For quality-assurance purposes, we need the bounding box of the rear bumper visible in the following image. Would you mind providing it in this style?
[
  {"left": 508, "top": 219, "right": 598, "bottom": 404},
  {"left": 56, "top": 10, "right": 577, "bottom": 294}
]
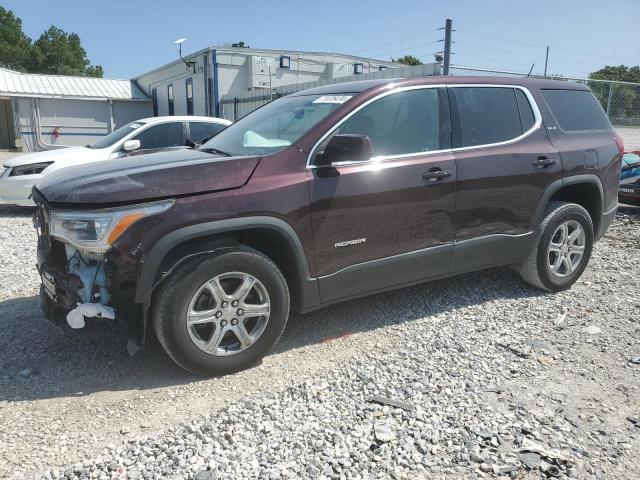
[{"left": 618, "top": 184, "right": 640, "bottom": 206}]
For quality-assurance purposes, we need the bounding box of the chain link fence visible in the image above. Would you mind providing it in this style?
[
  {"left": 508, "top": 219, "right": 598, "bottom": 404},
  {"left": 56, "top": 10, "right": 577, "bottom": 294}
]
[
  {"left": 220, "top": 63, "right": 441, "bottom": 122},
  {"left": 450, "top": 66, "right": 640, "bottom": 150},
  {"left": 219, "top": 64, "right": 640, "bottom": 151}
]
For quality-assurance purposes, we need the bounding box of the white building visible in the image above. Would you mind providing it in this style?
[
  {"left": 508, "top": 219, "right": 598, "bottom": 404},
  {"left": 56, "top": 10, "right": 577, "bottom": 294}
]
[
  {"left": 0, "top": 67, "right": 151, "bottom": 151},
  {"left": 0, "top": 48, "right": 415, "bottom": 152},
  {"left": 133, "top": 47, "right": 402, "bottom": 119}
]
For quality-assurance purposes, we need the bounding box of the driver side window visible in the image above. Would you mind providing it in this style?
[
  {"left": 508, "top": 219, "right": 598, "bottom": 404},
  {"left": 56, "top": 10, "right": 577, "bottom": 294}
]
[
  {"left": 132, "top": 122, "right": 185, "bottom": 150},
  {"left": 328, "top": 88, "right": 441, "bottom": 158}
]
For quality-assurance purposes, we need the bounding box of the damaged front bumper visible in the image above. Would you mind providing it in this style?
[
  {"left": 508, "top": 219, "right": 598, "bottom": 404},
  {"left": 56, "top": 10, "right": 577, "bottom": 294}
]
[
  {"left": 38, "top": 260, "right": 116, "bottom": 329},
  {"left": 37, "top": 237, "right": 118, "bottom": 334},
  {"left": 34, "top": 205, "right": 140, "bottom": 338},
  {"left": 32, "top": 192, "right": 172, "bottom": 341}
]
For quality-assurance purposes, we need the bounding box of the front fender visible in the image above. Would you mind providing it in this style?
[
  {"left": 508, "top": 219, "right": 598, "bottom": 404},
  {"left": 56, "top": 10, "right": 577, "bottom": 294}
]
[{"left": 134, "top": 216, "right": 319, "bottom": 309}]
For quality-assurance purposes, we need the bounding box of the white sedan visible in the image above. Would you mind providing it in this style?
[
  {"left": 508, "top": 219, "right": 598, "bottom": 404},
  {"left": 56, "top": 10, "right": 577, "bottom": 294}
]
[{"left": 0, "top": 115, "right": 231, "bottom": 206}]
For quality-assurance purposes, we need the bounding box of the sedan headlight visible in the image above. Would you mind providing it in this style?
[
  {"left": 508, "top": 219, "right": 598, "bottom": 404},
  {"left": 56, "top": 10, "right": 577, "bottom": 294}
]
[
  {"left": 10, "top": 162, "right": 53, "bottom": 176},
  {"left": 50, "top": 199, "right": 174, "bottom": 255}
]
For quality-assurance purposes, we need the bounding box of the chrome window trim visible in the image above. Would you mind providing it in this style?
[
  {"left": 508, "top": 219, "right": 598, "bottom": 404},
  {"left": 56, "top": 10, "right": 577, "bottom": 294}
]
[{"left": 306, "top": 83, "right": 543, "bottom": 169}]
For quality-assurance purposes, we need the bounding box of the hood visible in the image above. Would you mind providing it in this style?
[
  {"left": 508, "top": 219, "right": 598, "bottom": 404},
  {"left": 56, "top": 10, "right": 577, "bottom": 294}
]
[
  {"left": 35, "top": 148, "right": 260, "bottom": 206},
  {"left": 3, "top": 146, "right": 96, "bottom": 168}
]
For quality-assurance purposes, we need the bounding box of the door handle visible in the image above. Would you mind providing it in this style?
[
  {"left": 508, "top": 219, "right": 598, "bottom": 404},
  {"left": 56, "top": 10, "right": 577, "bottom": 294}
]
[
  {"left": 423, "top": 169, "right": 452, "bottom": 182},
  {"left": 532, "top": 156, "right": 556, "bottom": 168}
]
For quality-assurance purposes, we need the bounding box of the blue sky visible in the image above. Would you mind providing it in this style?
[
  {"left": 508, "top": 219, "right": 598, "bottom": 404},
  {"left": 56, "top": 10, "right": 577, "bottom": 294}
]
[{"left": 3, "top": 0, "right": 638, "bottom": 79}]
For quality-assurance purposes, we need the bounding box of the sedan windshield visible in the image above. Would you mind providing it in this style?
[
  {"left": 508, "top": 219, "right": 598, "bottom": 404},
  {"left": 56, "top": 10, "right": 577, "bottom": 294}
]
[
  {"left": 200, "top": 94, "right": 352, "bottom": 156},
  {"left": 88, "top": 121, "right": 146, "bottom": 149}
]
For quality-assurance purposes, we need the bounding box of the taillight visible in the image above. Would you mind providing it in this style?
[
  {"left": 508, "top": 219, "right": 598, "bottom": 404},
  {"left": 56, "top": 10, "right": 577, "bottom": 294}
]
[{"left": 614, "top": 135, "right": 624, "bottom": 155}]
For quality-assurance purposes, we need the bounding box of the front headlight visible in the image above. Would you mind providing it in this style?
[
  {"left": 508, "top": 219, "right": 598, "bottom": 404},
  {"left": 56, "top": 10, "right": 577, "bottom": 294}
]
[
  {"left": 50, "top": 199, "right": 174, "bottom": 255},
  {"left": 10, "top": 162, "right": 54, "bottom": 176}
]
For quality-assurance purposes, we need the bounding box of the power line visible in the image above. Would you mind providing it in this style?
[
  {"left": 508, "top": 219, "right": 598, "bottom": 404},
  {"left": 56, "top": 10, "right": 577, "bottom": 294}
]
[
  {"left": 352, "top": 28, "right": 440, "bottom": 55},
  {"left": 548, "top": 46, "right": 633, "bottom": 62},
  {"left": 368, "top": 40, "right": 442, "bottom": 60},
  {"left": 454, "top": 41, "right": 536, "bottom": 58},
  {"left": 450, "top": 60, "right": 598, "bottom": 78},
  {"left": 453, "top": 52, "right": 535, "bottom": 69},
  {"left": 456, "top": 30, "right": 546, "bottom": 50},
  {"left": 456, "top": 29, "right": 635, "bottom": 63},
  {"left": 454, "top": 41, "right": 601, "bottom": 67}
]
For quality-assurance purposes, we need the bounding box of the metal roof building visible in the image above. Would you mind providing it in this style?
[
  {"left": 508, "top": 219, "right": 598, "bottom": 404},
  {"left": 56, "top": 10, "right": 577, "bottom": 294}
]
[
  {"left": 0, "top": 68, "right": 150, "bottom": 151},
  {"left": 133, "top": 47, "right": 403, "bottom": 119},
  {"left": 0, "top": 67, "right": 148, "bottom": 100}
]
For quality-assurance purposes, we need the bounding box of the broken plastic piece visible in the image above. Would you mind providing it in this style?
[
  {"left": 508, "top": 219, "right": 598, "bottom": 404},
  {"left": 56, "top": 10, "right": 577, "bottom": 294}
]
[
  {"left": 66, "top": 303, "right": 116, "bottom": 329},
  {"left": 518, "top": 438, "right": 569, "bottom": 462}
]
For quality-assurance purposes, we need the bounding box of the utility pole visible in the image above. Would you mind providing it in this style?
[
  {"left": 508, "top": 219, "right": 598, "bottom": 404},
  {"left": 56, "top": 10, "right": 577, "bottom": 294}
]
[
  {"left": 527, "top": 63, "right": 535, "bottom": 77},
  {"left": 443, "top": 18, "right": 452, "bottom": 75},
  {"left": 544, "top": 46, "right": 549, "bottom": 77}
]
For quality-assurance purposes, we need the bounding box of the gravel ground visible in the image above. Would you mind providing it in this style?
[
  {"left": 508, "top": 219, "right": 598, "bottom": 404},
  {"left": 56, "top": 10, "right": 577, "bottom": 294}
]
[{"left": 0, "top": 204, "right": 639, "bottom": 480}]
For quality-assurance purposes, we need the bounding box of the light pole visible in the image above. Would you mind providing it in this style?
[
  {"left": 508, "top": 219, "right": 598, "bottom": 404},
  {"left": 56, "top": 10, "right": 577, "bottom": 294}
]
[{"left": 174, "top": 38, "right": 196, "bottom": 73}]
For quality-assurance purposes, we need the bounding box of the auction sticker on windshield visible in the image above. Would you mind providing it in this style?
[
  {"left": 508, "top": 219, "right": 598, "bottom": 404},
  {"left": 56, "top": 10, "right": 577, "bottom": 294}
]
[{"left": 312, "top": 95, "right": 353, "bottom": 104}]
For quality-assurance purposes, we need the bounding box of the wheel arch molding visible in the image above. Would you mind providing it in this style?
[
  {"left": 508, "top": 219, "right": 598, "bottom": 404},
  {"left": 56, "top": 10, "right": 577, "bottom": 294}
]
[
  {"left": 533, "top": 174, "right": 604, "bottom": 236},
  {"left": 134, "top": 216, "right": 318, "bottom": 312}
]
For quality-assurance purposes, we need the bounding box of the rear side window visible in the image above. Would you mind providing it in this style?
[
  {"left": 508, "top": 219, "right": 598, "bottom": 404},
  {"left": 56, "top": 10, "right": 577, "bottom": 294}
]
[
  {"left": 515, "top": 89, "right": 536, "bottom": 132},
  {"left": 453, "top": 87, "right": 522, "bottom": 147},
  {"left": 541, "top": 89, "right": 611, "bottom": 131}
]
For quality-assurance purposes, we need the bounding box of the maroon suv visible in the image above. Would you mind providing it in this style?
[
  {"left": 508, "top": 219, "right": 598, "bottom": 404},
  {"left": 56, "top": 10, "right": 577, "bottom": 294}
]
[{"left": 32, "top": 76, "right": 621, "bottom": 375}]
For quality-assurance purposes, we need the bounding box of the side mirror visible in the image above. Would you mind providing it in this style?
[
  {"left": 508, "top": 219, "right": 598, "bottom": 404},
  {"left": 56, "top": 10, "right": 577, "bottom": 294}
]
[
  {"left": 315, "top": 134, "right": 373, "bottom": 166},
  {"left": 122, "top": 139, "right": 141, "bottom": 152}
]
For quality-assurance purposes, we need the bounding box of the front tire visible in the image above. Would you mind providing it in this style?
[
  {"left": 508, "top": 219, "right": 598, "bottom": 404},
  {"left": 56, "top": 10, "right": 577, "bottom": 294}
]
[
  {"left": 519, "top": 201, "right": 594, "bottom": 292},
  {"left": 153, "top": 247, "right": 290, "bottom": 376}
]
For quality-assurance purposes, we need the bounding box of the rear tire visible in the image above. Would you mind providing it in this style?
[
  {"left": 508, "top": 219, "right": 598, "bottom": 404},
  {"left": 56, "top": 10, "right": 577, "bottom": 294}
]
[
  {"left": 153, "top": 247, "right": 290, "bottom": 376},
  {"left": 519, "top": 201, "right": 593, "bottom": 292}
]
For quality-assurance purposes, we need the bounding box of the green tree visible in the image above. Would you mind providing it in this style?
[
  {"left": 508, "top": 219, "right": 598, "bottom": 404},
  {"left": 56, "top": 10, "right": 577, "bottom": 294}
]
[
  {"left": 231, "top": 41, "right": 249, "bottom": 48},
  {"left": 0, "top": 6, "right": 33, "bottom": 71},
  {"left": 0, "top": 8, "right": 102, "bottom": 77},
  {"left": 30, "top": 26, "right": 103, "bottom": 77},
  {"left": 392, "top": 55, "right": 422, "bottom": 66},
  {"left": 588, "top": 65, "right": 640, "bottom": 123},
  {"left": 85, "top": 65, "right": 103, "bottom": 77},
  {"left": 589, "top": 65, "right": 640, "bottom": 83}
]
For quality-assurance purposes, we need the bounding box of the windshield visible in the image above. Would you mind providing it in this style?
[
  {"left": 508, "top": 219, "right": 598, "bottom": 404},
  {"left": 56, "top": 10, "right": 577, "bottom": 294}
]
[
  {"left": 200, "top": 94, "right": 352, "bottom": 156},
  {"left": 88, "top": 121, "right": 146, "bottom": 149}
]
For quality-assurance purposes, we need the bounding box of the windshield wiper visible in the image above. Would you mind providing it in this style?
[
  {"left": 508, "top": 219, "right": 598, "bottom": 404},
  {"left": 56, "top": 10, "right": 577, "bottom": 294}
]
[{"left": 198, "top": 147, "right": 231, "bottom": 157}]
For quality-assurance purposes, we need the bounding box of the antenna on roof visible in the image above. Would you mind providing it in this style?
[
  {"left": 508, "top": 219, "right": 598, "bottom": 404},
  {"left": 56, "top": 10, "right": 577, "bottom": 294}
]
[{"left": 173, "top": 38, "right": 196, "bottom": 73}]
